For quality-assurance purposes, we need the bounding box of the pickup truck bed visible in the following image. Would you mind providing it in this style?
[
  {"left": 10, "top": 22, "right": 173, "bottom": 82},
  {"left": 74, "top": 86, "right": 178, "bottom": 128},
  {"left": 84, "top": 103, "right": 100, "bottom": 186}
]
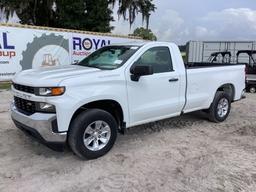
[
  {"left": 186, "top": 62, "right": 244, "bottom": 68},
  {"left": 183, "top": 63, "right": 245, "bottom": 113}
]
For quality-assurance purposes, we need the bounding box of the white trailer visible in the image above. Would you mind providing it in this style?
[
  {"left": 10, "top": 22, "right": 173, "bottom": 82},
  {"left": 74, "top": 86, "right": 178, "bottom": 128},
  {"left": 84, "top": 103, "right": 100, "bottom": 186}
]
[
  {"left": 186, "top": 41, "right": 256, "bottom": 63},
  {"left": 0, "top": 24, "right": 143, "bottom": 81}
]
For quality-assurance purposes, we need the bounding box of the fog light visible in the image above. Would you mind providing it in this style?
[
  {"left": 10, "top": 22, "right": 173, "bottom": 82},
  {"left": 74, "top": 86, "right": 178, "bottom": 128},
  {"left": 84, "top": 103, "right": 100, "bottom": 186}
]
[
  {"left": 36, "top": 102, "right": 56, "bottom": 113},
  {"left": 40, "top": 103, "right": 54, "bottom": 109}
]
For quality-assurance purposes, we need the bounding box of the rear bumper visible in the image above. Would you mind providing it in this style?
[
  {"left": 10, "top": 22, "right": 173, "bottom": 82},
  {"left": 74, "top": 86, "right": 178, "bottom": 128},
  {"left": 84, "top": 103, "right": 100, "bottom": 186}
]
[{"left": 11, "top": 103, "right": 67, "bottom": 151}]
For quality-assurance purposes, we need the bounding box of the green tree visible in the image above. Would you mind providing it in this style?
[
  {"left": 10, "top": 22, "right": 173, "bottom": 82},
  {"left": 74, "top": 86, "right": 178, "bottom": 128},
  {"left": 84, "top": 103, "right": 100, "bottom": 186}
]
[
  {"left": 0, "top": 0, "right": 113, "bottom": 32},
  {"left": 54, "top": 0, "right": 114, "bottom": 32},
  {"left": 109, "top": 0, "right": 156, "bottom": 29},
  {"left": 0, "top": 0, "right": 56, "bottom": 26},
  {"left": 0, "top": 0, "right": 156, "bottom": 32},
  {"left": 131, "top": 27, "right": 157, "bottom": 40},
  {"left": 83, "top": 0, "right": 114, "bottom": 32}
]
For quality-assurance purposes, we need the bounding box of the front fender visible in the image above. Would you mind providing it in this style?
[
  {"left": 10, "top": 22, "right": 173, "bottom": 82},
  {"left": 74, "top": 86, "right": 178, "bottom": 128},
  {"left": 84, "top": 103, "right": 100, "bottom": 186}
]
[{"left": 47, "top": 83, "right": 129, "bottom": 132}]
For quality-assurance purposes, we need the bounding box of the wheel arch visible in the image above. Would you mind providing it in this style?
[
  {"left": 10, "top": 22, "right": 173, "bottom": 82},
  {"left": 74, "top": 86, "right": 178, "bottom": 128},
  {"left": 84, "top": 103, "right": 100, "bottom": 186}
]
[
  {"left": 216, "top": 83, "right": 235, "bottom": 101},
  {"left": 70, "top": 99, "right": 125, "bottom": 129}
]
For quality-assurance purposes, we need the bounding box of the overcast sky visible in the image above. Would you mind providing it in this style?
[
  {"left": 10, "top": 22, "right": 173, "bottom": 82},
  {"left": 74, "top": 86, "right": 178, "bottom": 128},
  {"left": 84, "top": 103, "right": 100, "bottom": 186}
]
[
  {"left": 112, "top": 0, "right": 256, "bottom": 44},
  {"left": 2, "top": 1, "right": 256, "bottom": 45}
]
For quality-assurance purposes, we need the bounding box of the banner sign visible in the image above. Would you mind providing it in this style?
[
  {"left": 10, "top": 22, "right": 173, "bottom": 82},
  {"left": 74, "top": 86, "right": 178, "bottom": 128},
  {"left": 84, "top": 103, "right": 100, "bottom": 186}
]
[{"left": 0, "top": 25, "right": 143, "bottom": 81}]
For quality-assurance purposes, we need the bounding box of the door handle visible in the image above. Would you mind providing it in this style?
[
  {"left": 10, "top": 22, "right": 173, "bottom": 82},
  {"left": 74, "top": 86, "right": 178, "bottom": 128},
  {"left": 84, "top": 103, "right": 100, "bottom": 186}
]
[{"left": 169, "top": 78, "right": 179, "bottom": 82}]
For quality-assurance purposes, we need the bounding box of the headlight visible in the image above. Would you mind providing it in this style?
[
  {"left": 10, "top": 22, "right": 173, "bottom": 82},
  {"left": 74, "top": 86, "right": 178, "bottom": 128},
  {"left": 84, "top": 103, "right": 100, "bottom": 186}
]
[
  {"left": 36, "top": 87, "right": 65, "bottom": 96},
  {"left": 36, "top": 102, "right": 56, "bottom": 113}
]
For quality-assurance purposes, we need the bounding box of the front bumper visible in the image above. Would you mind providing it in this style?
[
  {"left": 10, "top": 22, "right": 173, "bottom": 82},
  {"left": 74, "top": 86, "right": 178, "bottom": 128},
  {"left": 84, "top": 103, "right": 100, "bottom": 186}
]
[{"left": 11, "top": 103, "right": 67, "bottom": 151}]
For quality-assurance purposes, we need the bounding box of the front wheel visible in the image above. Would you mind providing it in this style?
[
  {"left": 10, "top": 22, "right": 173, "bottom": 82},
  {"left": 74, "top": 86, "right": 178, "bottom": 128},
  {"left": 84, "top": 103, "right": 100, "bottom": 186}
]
[
  {"left": 207, "top": 92, "right": 231, "bottom": 123},
  {"left": 68, "top": 109, "right": 117, "bottom": 159}
]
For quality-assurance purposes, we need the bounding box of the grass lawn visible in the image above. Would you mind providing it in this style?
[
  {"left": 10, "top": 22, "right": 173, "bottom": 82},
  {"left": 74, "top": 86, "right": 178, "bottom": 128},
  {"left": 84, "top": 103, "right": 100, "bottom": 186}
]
[{"left": 0, "top": 82, "right": 11, "bottom": 90}]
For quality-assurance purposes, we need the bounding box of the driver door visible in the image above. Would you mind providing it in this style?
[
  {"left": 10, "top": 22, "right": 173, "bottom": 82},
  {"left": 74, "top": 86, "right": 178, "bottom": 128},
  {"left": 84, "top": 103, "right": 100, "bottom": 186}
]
[{"left": 126, "top": 46, "right": 183, "bottom": 126}]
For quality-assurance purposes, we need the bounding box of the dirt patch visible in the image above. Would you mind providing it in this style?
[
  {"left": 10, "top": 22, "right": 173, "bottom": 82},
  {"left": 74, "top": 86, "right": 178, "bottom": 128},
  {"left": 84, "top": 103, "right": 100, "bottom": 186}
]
[
  {"left": 235, "top": 125, "right": 256, "bottom": 136},
  {"left": 0, "top": 91, "right": 256, "bottom": 192}
]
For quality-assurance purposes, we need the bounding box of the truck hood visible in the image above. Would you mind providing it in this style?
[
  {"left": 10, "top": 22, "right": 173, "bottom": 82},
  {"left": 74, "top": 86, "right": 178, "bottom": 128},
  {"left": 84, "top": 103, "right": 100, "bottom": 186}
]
[{"left": 13, "top": 65, "right": 101, "bottom": 87}]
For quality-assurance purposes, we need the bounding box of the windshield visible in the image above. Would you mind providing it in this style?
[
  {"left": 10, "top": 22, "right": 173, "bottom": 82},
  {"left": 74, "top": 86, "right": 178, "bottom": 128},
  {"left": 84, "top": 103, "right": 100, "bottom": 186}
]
[{"left": 77, "top": 45, "right": 140, "bottom": 70}]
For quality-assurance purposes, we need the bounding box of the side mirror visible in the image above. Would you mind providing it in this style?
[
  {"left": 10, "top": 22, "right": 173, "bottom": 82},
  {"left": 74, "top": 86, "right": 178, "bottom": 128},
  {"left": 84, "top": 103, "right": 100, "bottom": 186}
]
[{"left": 130, "top": 65, "right": 153, "bottom": 81}]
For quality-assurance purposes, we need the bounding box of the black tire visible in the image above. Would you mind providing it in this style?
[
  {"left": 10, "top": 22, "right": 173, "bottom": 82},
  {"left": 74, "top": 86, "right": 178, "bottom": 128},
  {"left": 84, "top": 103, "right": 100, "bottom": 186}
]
[
  {"left": 207, "top": 92, "right": 231, "bottom": 123},
  {"left": 249, "top": 86, "right": 256, "bottom": 93},
  {"left": 68, "top": 109, "right": 117, "bottom": 159}
]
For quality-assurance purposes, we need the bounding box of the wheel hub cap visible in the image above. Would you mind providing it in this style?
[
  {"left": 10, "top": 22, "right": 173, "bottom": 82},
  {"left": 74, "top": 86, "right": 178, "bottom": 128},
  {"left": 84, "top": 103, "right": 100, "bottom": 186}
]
[
  {"left": 83, "top": 120, "right": 111, "bottom": 151},
  {"left": 217, "top": 98, "right": 229, "bottom": 118}
]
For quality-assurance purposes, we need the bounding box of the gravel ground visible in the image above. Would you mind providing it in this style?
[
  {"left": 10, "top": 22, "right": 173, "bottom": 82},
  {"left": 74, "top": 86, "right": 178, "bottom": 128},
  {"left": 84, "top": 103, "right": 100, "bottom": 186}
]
[{"left": 0, "top": 90, "right": 256, "bottom": 192}]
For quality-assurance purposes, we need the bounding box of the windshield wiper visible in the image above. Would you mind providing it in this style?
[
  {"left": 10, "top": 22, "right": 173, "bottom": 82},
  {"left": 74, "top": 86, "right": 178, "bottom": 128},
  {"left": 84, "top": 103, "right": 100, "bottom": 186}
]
[
  {"left": 83, "top": 65, "right": 103, "bottom": 69},
  {"left": 78, "top": 63, "right": 108, "bottom": 70},
  {"left": 77, "top": 63, "right": 116, "bottom": 70}
]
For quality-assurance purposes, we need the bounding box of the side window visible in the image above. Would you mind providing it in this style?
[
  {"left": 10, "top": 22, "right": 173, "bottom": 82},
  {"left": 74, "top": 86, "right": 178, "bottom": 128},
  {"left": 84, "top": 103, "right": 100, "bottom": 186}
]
[{"left": 136, "top": 46, "right": 173, "bottom": 73}]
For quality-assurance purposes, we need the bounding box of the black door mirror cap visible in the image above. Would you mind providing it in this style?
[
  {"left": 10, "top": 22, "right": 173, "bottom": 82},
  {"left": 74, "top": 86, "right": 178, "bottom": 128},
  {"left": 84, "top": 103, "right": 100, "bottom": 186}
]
[{"left": 130, "top": 65, "right": 153, "bottom": 81}]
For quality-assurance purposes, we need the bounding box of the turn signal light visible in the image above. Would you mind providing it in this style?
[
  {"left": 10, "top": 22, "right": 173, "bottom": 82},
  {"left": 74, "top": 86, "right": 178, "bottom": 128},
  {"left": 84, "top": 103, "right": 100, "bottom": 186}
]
[{"left": 51, "top": 87, "right": 65, "bottom": 96}]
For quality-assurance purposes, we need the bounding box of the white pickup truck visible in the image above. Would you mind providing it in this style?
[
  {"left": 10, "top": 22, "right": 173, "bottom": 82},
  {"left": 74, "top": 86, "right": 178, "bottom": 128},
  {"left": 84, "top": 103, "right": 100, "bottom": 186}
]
[{"left": 11, "top": 42, "right": 245, "bottom": 159}]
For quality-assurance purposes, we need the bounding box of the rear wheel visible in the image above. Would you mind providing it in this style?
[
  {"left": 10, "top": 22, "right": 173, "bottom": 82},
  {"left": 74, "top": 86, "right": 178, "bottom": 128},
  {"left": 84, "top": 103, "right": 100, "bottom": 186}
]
[
  {"left": 249, "top": 86, "right": 256, "bottom": 93},
  {"left": 207, "top": 92, "right": 231, "bottom": 123},
  {"left": 68, "top": 109, "right": 117, "bottom": 159}
]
